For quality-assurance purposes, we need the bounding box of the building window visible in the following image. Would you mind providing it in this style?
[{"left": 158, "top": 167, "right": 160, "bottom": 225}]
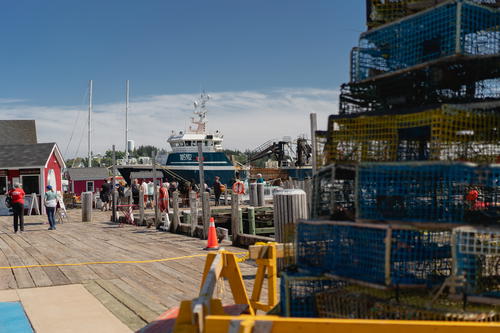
[
  {"left": 0, "top": 176, "right": 6, "bottom": 195},
  {"left": 86, "top": 181, "right": 94, "bottom": 192},
  {"left": 21, "top": 175, "right": 40, "bottom": 195}
]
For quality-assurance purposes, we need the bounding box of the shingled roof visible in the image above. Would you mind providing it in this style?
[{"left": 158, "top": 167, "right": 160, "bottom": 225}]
[
  {"left": 0, "top": 120, "right": 37, "bottom": 145},
  {"left": 0, "top": 143, "right": 61, "bottom": 168},
  {"left": 67, "top": 167, "right": 110, "bottom": 181}
]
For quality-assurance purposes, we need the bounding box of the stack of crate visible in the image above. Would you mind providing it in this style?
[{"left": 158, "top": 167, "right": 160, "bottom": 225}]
[{"left": 284, "top": 0, "right": 500, "bottom": 320}]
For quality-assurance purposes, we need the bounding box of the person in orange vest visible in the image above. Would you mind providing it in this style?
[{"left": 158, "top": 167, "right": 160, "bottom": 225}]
[
  {"left": 159, "top": 183, "right": 169, "bottom": 213},
  {"left": 8, "top": 183, "right": 25, "bottom": 233}
]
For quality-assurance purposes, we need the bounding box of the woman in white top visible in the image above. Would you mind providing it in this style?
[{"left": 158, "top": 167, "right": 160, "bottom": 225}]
[{"left": 44, "top": 185, "right": 58, "bottom": 230}]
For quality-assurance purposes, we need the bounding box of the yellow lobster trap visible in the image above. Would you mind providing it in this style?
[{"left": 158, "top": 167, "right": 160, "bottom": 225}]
[{"left": 324, "top": 104, "right": 500, "bottom": 164}]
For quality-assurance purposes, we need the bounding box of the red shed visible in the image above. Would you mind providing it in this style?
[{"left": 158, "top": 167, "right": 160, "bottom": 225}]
[
  {"left": 66, "top": 167, "right": 110, "bottom": 196},
  {"left": 0, "top": 142, "right": 65, "bottom": 201}
]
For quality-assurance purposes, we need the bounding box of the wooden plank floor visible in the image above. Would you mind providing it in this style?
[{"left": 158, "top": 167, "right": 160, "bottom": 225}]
[{"left": 0, "top": 209, "right": 270, "bottom": 331}]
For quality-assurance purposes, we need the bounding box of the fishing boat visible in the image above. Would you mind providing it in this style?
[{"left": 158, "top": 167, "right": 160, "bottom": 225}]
[
  {"left": 163, "top": 93, "right": 239, "bottom": 185},
  {"left": 117, "top": 93, "right": 242, "bottom": 186}
]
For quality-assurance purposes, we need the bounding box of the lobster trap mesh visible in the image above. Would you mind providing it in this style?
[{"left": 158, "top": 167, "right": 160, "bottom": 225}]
[
  {"left": 295, "top": 221, "right": 452, "bottom": 287},
  {"left": 310, "top": 164, "right": 356, "bottom": 221},
  {"left": 340, "top": 58, "right": 500, "bottom": 115},
  {"left": 357, "top": 162, "right": 500, "bottom": 224},
  {"left": 315, "top": 287, "right": 500, "bottom": 321},
  {"left": 326, "top": 105, "right": 500, "bottom": 163},
  {"left": 366, "top": 0, "right": 500, "bottom": 29},
  {"left": 280, "top": 272, "right": 346, "bottom": 317},
  {"left": 454, "top": 226, "right": 500, "bottom": 296},
  {"left": 356, "top": 1, "right": 500, "bottom": 82}
]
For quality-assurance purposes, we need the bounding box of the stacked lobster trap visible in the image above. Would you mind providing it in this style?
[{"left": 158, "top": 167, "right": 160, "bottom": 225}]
[{"left": 285, "top": 0, "right": 500, "bottom": 321}]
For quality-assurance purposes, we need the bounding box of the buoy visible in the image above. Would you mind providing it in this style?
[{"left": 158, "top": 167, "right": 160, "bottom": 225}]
[
  {"left": 232, "top": 181, "right": 245, "bottom": 195},
  {"left": 204, "top": 217, "right": 219, "bottom": 250}
]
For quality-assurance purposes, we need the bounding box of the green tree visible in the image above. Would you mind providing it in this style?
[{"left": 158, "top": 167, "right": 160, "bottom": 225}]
[{"left": 132, "top": 145, "right": 160, "bottom": 158}]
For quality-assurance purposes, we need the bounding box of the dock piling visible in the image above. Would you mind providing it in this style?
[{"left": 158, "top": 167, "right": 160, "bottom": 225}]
[
  {"left": 189, "top": 191, "right": 198, "bottom": 236},
  {"left": 231, "top": 193, "right": 240, "bottom": 245},
  {"left": 202, "top": 191, "right": 210, "bottom": 239},
  {"left": 82, "top": 191, "right": 93, "bottom": 222},
  {"left": 172, "top": 191, "right": 180, "bottom": 232},
  {"left": 248, "top": 207, "right": 256, "bottom": 235}
]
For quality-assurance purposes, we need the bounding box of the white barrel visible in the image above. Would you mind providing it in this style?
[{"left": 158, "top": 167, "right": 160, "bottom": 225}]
[
  {"left": 249, "top": 183, "right": 257, "bottom": 207},
  {"left": 127, "top": 140, "right": 135, "bottom": 153},
  {"left": 82, "top": 191, "right": 93, "bottom": 222},
  {"left": 257, "top": 183, "right": 265, "bottom": 207},
  {"left": 273, "top": 189, "right": 307, "bottom": 244}
]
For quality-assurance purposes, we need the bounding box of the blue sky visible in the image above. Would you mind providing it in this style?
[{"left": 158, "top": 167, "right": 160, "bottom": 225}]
[{"left": 0, "top": 1, "right": 365, "bottom": 155}]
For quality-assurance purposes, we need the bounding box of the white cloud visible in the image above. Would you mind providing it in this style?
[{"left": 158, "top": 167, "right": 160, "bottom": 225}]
[
  {"left": 0, "top": 98, "right": 26, "bottom": 104},
  {"left": 0, "top": 88, "right": 338, "bottom": 158}
]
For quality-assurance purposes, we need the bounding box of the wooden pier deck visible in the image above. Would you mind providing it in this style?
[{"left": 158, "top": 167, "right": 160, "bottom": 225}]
[{"left": 0, "top": 210, "right": 268, "bottom": 331}]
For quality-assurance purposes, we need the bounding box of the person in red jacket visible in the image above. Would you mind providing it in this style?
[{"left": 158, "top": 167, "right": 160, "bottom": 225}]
[{"left": 8, "top": 183, "right": 25, "bottom": 233}]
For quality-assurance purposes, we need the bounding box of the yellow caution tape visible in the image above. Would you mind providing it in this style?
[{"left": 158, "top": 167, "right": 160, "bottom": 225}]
[{"left": 0, "top": 251, "right": 248, "bottom": 270}]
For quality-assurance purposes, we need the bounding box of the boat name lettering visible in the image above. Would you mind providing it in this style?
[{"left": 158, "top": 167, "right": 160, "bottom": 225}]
[{"left": 180, "top": 154, "right": 193, "bottom": 161}]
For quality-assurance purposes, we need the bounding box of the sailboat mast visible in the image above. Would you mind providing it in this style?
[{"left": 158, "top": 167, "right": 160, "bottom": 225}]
[
  {"left": 88, "top": 79, "right": 93, "bottom": 168},
  {"left": 125, "top": 80, "right": 129, "bottom": 164}
]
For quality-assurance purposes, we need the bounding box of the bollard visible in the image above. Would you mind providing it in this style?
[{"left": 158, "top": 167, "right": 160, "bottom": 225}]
[
  {"left": 171, "top": 191, "right": 180, "bottom": 232},
  {"left": 248, "top": 207, "right": 256, "bottom": 235},
  {"left": 249, "top": 183, "right": 257, "bottom": 207},
  {"left": 81, "top": 191, "right": 93, "bottom": 222},
  {"left": 273, "top": 189, "right": 308, "bottom": 268},
  {"left": 257, "top": 183, "right": 265, "bottom": 207}
]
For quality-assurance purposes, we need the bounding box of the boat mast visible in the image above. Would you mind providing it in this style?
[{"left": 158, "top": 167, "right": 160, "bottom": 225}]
[
  {"left": 88, "top": 79, "right": 93, "bottom": 167},
  {"left": 125, "top": 80, "right": 129, "bottom": 165}
]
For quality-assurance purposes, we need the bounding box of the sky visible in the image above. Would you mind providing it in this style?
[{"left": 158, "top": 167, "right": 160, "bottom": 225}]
[{"left": 0, "top": 1, "right": 365, "bottom": 157}]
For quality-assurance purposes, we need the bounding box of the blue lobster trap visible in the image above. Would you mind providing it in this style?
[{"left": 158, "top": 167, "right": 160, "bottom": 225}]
[
  {"left": 352, "top": 0, "right": 500, "bottom": 82},
  {"left": 295, "top": 221, "right": 452, "bottom": 288},
  {"left": 357, "top": 162, "right": 500, "bottom": 224}
]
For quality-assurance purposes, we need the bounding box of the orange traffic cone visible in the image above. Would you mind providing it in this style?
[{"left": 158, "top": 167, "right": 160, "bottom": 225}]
[{"left": 205, "top": 217, "right": 219, "bottom": 250}]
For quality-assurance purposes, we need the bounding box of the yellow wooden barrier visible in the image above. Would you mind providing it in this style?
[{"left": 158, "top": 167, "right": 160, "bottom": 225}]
[{"left": 205, "top": 315, "right": 500, "bottom": 333}]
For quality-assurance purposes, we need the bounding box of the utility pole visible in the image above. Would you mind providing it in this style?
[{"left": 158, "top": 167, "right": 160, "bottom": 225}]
[
  {"left": 310, "top": 113, "right": 318, "bottom": 174},
  {"left": 197, "top": 141, "right": 205, "bottom": 195},
  {"left": 88, "top": 80, "right": 93, "bottom": 167}
]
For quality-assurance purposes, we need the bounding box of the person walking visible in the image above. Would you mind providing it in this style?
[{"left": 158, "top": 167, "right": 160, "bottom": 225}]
[
  {"left": 131, "top": 179, "right": 140, "bottom": 205},
  {"left": 44, "top": 185, "right": 58, "bottom": 230},
  {"left": 213, "top": 176, "right": 222, "bottom": 206},
  {"left": 8, "top": 183, "right": 25, "bottom": 233},
  {"left": 141, "top": 180, "right": 149, "bottom": 207},
  {"left": 159, "top": 183, "right": 169, "bottom": 213},
  {"left": 147, "top": 180, "right": 155, "bottom": 207},
  {"left": 100, "top": 179, "right": 112, "bottom": 211}
]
